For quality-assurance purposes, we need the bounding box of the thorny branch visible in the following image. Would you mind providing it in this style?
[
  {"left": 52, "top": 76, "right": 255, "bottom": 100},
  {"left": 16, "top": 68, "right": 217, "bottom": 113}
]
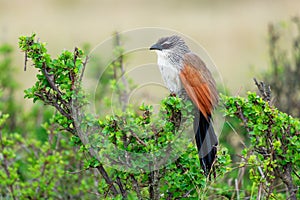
[{"left": 22, "top": 47, "right": 125, "bottom": 198}]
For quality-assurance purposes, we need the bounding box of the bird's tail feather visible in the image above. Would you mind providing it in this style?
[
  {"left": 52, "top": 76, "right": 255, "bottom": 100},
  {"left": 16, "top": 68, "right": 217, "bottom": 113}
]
[{"left": 194, "top": 111, "right": 218, "bottom": 176}]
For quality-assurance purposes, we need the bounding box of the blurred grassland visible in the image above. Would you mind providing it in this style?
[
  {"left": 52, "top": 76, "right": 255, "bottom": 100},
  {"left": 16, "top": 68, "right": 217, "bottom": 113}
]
[{"left": 0, "top": 0, "right": 300, "bottom": 105}]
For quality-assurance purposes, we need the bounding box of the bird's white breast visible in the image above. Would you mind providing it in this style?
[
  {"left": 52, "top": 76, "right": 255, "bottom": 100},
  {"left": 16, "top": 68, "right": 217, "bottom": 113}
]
[{"left": 156, "top": 51, "right": 183, "bottom": 94}]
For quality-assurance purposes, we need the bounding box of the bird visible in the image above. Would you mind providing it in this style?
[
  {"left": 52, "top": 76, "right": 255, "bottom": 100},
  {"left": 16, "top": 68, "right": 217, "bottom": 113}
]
[{"left": 149, "top": 35, "right": 218, "bottom": 176}]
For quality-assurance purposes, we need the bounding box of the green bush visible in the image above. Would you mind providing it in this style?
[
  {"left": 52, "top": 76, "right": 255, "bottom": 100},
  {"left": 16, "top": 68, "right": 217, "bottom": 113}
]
[{"left": 1, "top": 19, "right": 299, "bottom": 199}]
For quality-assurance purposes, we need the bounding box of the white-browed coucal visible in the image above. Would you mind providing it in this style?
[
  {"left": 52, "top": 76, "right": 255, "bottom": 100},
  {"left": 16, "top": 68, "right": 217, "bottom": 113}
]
[{"left": 150, "top": 35, "right": 218, "bottom": 176}]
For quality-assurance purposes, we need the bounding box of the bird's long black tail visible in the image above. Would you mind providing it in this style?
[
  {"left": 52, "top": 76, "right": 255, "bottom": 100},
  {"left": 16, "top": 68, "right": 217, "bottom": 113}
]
[{"left": 194, "top": 110, "right": 218, "bottom": 176}]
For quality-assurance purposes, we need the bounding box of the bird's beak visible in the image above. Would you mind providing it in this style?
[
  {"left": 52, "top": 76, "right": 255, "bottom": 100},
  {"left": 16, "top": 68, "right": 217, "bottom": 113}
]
[{"left": 149, "top": 43, "right": 162, "bottom": 51}]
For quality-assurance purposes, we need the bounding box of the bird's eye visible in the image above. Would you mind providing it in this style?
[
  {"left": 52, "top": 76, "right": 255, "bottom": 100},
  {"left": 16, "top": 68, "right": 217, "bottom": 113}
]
[{"left": 162, "top": 42, "right": 172, "bottom": 49}]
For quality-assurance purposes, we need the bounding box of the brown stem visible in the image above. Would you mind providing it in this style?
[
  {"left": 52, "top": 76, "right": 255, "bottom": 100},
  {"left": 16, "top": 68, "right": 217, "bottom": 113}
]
[
  {"left": 278, "top": 164, "right": 298, "bottom": 200},
  {"left": 116, "top": 176, "right": 127, "bottom": 198},
  {"left": 24, "top": 50, "right": 27, "bottom": 71},
  {"left": 79, "top": 55, "right": 89, "bottom": 82},
  {"left": 41, "top": 63, "right": 72, "bottom": 115},
  {"left": 96, "top": 165, "right": 119, "bottom": 196},
  {"left": 130, "top": 130, "right": 147, "bottom": 146},
  {"left": 235, "top": 102, "right": 251, "bottom": 133},
  {"left": 149, "top": 164, "right": 160, "bottom": 200}
]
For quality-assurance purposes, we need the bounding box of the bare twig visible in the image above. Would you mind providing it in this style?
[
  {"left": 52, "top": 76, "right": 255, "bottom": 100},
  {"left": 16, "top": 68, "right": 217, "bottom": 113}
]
[
  {"left": 253, "top": 78, "right": 271, "bottom": 103},
  {"left": 129, "top": 130, "right": 147, "bottom": 146},
  {"left": 182, "top": 188, "right": 194, "bottom": 198},
  {"left": 114, "top": 32, "right": 129, "bottom": 111},
  {"left": 293, "top": 169, "right": 300, "bottom": 180},
  {"left": 257, "top": 166, "right": 266, "bottom": 179},
  {"left": 235, "top": 179, "right": 240, "bottom": 200},
  {"left": 34, "top": 92, "right": 71, "bottom": 122},
  {"left": 149, "top": 165, "right": 160, "bottom": 200},
  {"left": 235, "top": 102, "right": 251, "bottom": 133},
  {"left": 70, "top": 47, "right": 78, "bottom": 91},
  {"left": 40, "top": 63, "right": 72, "bottom": 115},
  {"left": 225, "top": 121, "right": 247, "bottom": 148},
  {"left": 131, "top": 174, "right": 142, "bottom": 200},
  {"left": 41, "top": 63, "right": 62, "bottom": 96},
  {"left": 257, "top": 183, "right": 263, "bottom": 200},
  {"left": 96, "top": 165, "right": 119, "bottom": 196},
  {"left": 116, "top": 177, "right": 127, "bottom": 198},
  {"left": 277, "top": 165, "right": 298, "bottom": 200},
  {"left": 79, "top": 55, "right": 89, "bottom": 82},
  {"left": 24, "top": 51, "right": 27, "bottom": 71}
]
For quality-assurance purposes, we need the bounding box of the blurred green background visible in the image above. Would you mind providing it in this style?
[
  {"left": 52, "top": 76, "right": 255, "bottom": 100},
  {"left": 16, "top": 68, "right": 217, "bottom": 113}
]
[
  {"left": 1, "top": 0, "right": 300, "bottom": 99},
  {"left": 1, "top": 1, "right": 300, "bottom": 198}
]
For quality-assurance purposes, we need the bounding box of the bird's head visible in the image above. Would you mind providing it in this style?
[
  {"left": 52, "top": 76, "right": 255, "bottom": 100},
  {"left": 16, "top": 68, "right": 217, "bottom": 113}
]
[{"left": 150, "top": 35, "right": 190, "bottom": 67}]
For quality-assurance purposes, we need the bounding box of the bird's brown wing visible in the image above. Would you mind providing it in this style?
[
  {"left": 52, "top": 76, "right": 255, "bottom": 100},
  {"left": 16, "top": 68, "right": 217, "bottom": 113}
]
[{"left": 179, "top": 53, "right": 218, "bottom": 119}]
